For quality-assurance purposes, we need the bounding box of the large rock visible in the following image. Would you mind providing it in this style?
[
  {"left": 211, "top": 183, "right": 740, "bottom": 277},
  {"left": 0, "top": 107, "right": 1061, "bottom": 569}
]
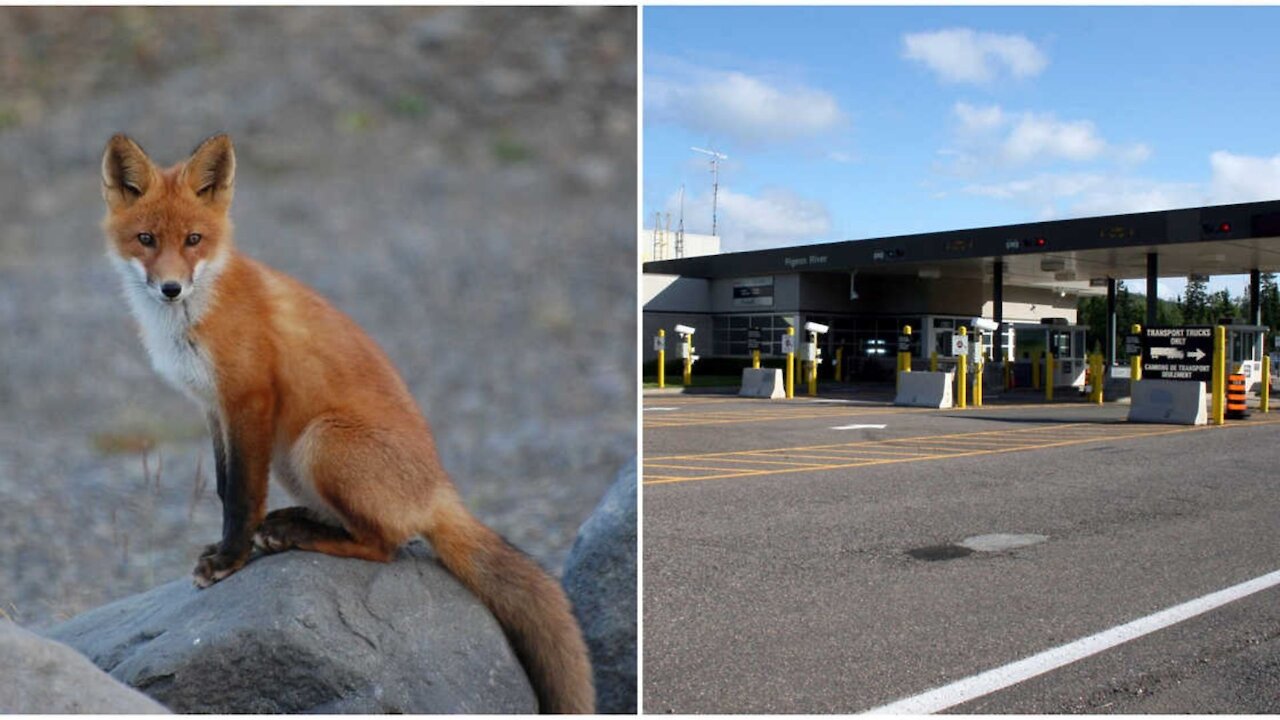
[
  {"left": 43, "top": 543, "right": 536, "bottom": 713},
  {"left": 562, "top": 457, "right": 637, "bottom": 713},
  {"left": 0, "top": 620, "right": 168, "bottom": 713}
]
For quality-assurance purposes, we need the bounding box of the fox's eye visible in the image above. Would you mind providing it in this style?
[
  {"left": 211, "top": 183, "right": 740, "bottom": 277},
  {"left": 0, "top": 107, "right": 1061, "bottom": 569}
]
[
  {"left": 137, "top": 233, "right": 155, "bottom": 247},
  {"left": 186, "top": 233, "right": 202, "bottom": 247}
]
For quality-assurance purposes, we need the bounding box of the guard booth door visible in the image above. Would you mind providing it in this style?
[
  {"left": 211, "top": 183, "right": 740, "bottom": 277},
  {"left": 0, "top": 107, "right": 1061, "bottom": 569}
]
[
  {"left": 1226, "top": 324, "right": 1267, "bottom": 394},
  {"left": 1048, "top": 327, "right": 1088, "bottom": 388},
  {"left": 1012, "top": 324, "right": 1088, "bottom": 388}
]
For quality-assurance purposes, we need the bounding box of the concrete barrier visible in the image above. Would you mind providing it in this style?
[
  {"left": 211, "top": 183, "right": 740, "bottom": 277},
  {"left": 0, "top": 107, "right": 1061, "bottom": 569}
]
[
  {"left": 1127, "top": 379, "right": 1206, "bottom": 425},
  {"left": 894, "top": 371, "right": 954, "bottom": 408},
  {"left": 739, "top": 368, "right": 785, "bottom": 399}
]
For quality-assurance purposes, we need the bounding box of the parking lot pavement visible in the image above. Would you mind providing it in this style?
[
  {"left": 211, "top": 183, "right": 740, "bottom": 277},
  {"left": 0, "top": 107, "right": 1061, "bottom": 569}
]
[{"left": 643, "top": 393, "right": 1280, "bottom": 713}]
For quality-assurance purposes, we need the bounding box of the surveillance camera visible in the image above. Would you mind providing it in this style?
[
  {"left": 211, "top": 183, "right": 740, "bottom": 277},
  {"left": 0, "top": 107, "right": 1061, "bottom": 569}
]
[
  {"left": 971, "top": 318, "right": 999, "bottom": 332},
  {"left": 674, "top": 324, "right": 696, "bottom": 335},
  {"left": 804, "top": 321, "right": 830, "bottom": 334}
]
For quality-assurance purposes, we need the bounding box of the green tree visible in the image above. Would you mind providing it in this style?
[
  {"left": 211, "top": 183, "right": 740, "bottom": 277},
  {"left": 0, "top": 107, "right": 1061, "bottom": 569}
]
[
  {"left": 1181, "top": 276, "right": 1209, "bottom": 324},
  {"left": 1117, "top": 281, "right": 1142, "bottom": 332},
  {"left": 1261, "top": 273, "right": 1280, "bottom": 332},
  {"left": 1209, "top": 289, "right": 1238, "bottom": 324}
]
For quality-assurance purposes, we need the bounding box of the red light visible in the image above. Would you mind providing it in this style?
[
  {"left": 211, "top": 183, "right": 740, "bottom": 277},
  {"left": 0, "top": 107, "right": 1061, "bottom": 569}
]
[
  {"left": 1219, "top": 222, "right": 1231, "bottom": 233},
  {"left": 1035, "top": 237, "right": 1047, "bottom": 246}
]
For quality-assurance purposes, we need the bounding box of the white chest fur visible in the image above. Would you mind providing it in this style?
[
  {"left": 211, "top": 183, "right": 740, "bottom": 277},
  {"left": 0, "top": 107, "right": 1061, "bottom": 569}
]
[{"left": 111, "top": 257, "right": 219, "bottom": 407}]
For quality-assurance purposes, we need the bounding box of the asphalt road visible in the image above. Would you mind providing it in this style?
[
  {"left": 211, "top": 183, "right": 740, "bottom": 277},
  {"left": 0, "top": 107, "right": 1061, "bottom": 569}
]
[{"left": 642, "top": 392, "right": 1280, "bottom": 713}]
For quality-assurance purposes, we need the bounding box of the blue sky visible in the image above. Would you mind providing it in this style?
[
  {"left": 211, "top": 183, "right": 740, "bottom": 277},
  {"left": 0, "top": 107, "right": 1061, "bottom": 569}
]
[{"left": 644, "top": 6, "right": 1280, "bottom": 299}]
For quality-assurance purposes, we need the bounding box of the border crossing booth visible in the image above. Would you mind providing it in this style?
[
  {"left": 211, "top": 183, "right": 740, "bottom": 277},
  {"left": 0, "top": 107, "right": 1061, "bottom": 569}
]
[
  {"left": 1226, "top": 324, "right": 1267, "bottom": 395},
  {"left": 1012, "top": 321, "right": 1089, "bottom": 389}
]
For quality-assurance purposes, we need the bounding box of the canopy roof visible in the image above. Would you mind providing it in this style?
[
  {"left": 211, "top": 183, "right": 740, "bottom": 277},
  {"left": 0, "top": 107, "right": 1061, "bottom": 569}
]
[{"left": 644, "top": 199, "right": 1280, "bottom": 293}]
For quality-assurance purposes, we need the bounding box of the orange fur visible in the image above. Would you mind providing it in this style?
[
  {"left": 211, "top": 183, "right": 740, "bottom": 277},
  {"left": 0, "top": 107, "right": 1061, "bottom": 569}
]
[{"left": 101, "top": 134, "right": 594, "bottom": 713}]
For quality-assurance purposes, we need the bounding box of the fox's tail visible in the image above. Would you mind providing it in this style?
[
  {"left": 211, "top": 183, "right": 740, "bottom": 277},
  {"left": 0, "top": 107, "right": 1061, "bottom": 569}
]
[{"left": 425, "top": 496, "right": 594, "bottom": 714}]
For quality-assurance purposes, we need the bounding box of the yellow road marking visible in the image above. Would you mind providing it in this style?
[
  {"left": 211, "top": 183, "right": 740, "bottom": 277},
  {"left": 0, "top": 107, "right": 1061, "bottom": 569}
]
[
  {"left": 646, "top": 422, "right": 1081, "bottom": 462},
  {"left": 643, "top": 401, "right": 1084, "bottom": 429},
  {"left": 744, "top": 449, "right": 936, "bottom": 461},
  {"left": 651, "top": 456, "right": 835, "bottom": 468},
  {"left": 643, "top": 418, "right": 1280, "bottom": 486}
]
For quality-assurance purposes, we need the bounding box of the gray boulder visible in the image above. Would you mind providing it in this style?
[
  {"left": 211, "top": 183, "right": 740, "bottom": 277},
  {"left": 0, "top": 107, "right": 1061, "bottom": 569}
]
[
  {"left": 0, "top": 620, "right": 168, "bottom": 713},
  {"left": 563, "top": 457, "right": 637, "bottom": 713},
  {"left": 43, "top": 543, "right": 536, "bottom": 713}
]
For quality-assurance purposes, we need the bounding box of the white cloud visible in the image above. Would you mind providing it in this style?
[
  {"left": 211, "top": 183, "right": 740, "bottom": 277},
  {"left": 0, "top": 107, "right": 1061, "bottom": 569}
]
[
  {"left": 948, "top": 102, "right": 1148, "bottom": 169},
  {"left": 1208, "top": 151, "right": 1280, "bottom": 204},
  {"left": 903, "top": 28, "right": 1047, "bottom": 85},
  {"left": 962, "top": 173, "right": 1200, "bottom": 219},
  {"left": 1003, "top": 114, "right": 1106, "bottom": 163},
  {"left": 670, "top": 187, "right": 832, "bottom": 252},
  {"left": 646, "top": 67, "right": 845, "bottom": 146},
  {"left": 953, "top": 102, "right": 1005, "bottom": 134}
]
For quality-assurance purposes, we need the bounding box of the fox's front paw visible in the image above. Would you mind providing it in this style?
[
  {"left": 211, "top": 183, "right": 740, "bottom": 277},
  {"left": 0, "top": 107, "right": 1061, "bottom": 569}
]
[{"left": 193, "top": 548, "right": 248, "bottom": 588}]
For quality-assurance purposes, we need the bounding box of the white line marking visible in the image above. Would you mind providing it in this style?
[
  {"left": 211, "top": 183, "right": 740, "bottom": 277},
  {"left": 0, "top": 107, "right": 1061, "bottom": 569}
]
[
  {"left": 645, "top": 407, "right": 680, "bottom": 412},
  {"left": 866, "top": 568, "right": 1280, "bottom": 714},
  {"left": 831, "top": 424, "right": 888, "bottom": 430}
]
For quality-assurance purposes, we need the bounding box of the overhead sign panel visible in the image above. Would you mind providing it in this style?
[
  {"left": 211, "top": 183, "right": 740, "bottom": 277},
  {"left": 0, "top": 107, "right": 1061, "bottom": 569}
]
[
  {"left": 1141, "top": 326, "right": 1213, "bottom": 382},
  {"left": 732, "top": 276, "right": 774, "bottom": 307}
]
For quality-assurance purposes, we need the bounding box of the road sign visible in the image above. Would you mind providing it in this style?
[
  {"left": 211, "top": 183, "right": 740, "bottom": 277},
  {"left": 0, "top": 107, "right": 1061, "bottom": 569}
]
[
  {"left": 781, "top": 334, "right": 796, "bottom": 354},
  {"left": 1141, "top": 326, "right": 1213, "bottom": 382},
  {"left": 747, "top": 327, "right": 761, "bottom": 350},
  {"left": 897, "top": 335, "right": 911, "bottom": 352},
  {"left": 951, "top": 335, "right": 969, "bottom": 357},
  {"left": 653, "top": 335, "right": 665, "bottom": 352},
  {"left": 1123, "top": 334, "right": 1141, "bottom": 356}
]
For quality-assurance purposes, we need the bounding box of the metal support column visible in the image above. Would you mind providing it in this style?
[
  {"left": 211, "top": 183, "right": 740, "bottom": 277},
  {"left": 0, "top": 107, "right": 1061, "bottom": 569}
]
[
  {"left": 1146, "top": 253, "right": 1159, "bottom": 327},
  {"left": 1106, "top": 277, "right": 1117, "bottom": 366},
  {"left": 992, "top": 260, "right": 1004, "bottom": 363},
  {"left": 1251, "top": 269, "right": 1262, "bottom": 326}
]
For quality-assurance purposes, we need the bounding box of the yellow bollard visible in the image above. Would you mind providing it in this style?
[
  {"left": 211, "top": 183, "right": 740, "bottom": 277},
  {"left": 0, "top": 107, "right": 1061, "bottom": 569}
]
[
  {"left": 683, "top": 334, "right": 693, "bottom": 387},
  {"left": 752, "top": 348, "right": 760, "bottom": 370},
  {"left": 785, "top": 326, "right": 796, "bottom": 399},
  {"left": 1130, "top": 324, "right": 1143, "bottom": 395},
  {"left": 1262, "top": 355, "right": 1271, "bottom": 414},
  {"left": 930, "top": 351, "right": 938, "bottom": 372},
  {"left": 833, "top": 346, "right": 843, "bottom": 381},
  {"left": 956, "top": 327, "right": 968, "bottom": 409},
  {"left": 1212, "top": 326, "right": 1226, "bottom": 425},
  {"left": 657, "top": 329, "right": 666, "bottom": 389},
  {"left": 1045, "top": 353, "right": 1054, "bottom": 402},
  {"left": 898, "top": 325, "right": 913, "bottom": 392},
  {"left": 808, "top": 332, "right": 819, "bottom": 397},
  {"left": 1091, "top": 352, "right": 1104, "bottom": 405},
  {"left": 973, "top": 355, "right": 983, "bottom": 407}
]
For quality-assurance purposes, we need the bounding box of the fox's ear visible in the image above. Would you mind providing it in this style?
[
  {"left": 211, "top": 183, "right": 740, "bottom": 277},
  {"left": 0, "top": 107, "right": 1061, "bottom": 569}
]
[
  {"left": 182, "top": 134, "right": 235, "bottom": 206},
  {"left": 101, "top": 134, "right": 156, "bottom": 208}
]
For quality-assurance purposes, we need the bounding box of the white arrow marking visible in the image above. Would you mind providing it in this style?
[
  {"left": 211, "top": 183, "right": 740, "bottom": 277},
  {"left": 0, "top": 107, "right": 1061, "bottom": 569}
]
[
  {"left": 1187, "top": 348, "right": 1207, "bottom": 361},
  {"left": 645, "top": 407, "right": 680, "bottom": 412},
  {"left": 831, "top": 423, "right": 887, "bottom": 430}
]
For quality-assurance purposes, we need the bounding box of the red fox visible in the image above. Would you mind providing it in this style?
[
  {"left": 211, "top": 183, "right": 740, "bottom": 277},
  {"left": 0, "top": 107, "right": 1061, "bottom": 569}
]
[{"left": 100, "top": 133, "right": 594, "bottom": 714}]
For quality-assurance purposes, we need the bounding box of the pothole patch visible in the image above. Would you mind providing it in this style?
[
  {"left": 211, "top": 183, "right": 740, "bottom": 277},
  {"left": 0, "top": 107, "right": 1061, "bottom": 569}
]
[
  {"left": 958, "top": 533, "right": 1049, "bottom": 552},
  {"left": 906, "top": 544, "right": 974, "bottom": 561}
]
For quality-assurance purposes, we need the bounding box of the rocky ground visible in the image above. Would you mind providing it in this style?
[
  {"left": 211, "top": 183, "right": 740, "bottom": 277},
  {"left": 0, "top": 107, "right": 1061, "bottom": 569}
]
[{"left": 0, "top": 7, "right": 636, "bottom": 627}]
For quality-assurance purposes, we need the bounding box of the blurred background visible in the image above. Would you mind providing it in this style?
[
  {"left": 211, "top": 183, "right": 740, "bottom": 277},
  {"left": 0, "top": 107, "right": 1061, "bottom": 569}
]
[{"left": 0, "top": 7, "right": 636, "bottom": 626}]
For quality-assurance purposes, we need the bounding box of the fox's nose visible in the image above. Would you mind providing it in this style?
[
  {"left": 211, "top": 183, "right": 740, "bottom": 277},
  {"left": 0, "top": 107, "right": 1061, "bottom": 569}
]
[{"left": 160, "top": 282, "right": 182, "bottom": 299}]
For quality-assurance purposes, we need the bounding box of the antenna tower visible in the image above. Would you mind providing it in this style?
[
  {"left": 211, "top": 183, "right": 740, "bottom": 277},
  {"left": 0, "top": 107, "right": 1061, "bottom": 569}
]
[{"left": 691, "top": 147, "right": 727, "bottom": 237}]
